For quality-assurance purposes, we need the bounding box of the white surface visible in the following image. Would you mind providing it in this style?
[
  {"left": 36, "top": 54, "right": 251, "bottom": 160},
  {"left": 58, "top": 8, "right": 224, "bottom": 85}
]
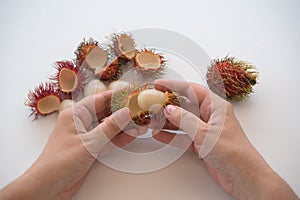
[{"left": 0, "top": 0, "right": 300, "bottom": 199}]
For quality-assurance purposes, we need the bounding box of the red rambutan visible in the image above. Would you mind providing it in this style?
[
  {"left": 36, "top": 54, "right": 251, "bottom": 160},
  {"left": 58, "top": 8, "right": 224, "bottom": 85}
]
[
  {"left": 25, "top": 82, "right": 62, "bottom": 120},
  {"left": 51, "top": 60, "right": 86, "bottom": 94},
  {"left": 206, "top": 56, "right": 259, "bottom": 101}
]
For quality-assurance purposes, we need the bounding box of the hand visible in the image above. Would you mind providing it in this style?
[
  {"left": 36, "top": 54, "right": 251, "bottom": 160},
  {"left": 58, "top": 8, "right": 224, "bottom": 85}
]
[
  {"left": 0, "top": 91, "right": 141, "bottom": 200},
  {"left": 153, "top": 80, "right": 299, "bottom": 200}
]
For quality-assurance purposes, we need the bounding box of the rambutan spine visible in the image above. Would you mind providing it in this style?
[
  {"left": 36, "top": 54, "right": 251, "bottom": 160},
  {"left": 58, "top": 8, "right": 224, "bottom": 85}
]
[
  {"left": 206, "top": 56, "right": 259, "bottom": 101},
  {"left": 25, "top": 82, "right": 62, "bottom": 120}
]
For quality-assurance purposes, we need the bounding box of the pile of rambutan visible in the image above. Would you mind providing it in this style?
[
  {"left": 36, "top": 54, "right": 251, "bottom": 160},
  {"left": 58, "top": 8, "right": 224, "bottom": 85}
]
[
  {"left": 25, "top": 31, "right": 168, "bottom": 120},
  {"left": 25, "top": 30, "right": 259, "bottom": 123}
]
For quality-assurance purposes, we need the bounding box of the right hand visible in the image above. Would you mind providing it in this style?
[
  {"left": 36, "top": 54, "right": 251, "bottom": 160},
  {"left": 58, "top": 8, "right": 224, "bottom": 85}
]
[{"left": 153, "top": 79, "right": 299, "bottom": 200}]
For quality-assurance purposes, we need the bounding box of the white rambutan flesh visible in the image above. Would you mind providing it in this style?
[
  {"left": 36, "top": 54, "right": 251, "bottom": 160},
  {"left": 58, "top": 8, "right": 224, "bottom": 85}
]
[
  {"left": 108, "top": 80, "right": 129, "bottom": 90},
  {"left": 84, "top": 79, "right": 107, "bottom": 97},
  {"left": 137, "top": 89, "right": 166, "bottom": 112},
  {"left": 59, "top": 99, "right": 74, "bottom": 113}
]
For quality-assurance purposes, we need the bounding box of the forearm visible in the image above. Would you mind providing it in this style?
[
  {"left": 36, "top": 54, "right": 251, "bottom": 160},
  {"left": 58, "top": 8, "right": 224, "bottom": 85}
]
[
  {"left": 233, "top": 148, "right": 299, "bottom": 200},
  {"left": 0, "top": 174, "right": 59, "bottom": 200}
]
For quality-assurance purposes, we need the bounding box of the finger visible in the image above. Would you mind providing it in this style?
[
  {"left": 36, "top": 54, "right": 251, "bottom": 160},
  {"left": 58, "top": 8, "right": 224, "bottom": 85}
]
[
  {"left": 155, "top": 79, "right": 211, "bottom": 122},
  {"left": 80, "top": 107, "right": 131, "bottom": 157},
  {"left": 164, "top": 105, "right": 208, "bottom": 146},
  {"left": 73, "top": 91, "right": 113, "bottom": 130},
  {"left": 154, "top": 80, "right": 209, "bottom": 104},
  {"left": 111, "top": 131, "right": 137, "bottom": 148},
  {"left": 152, "top": 130, "right": 194, "bottom": 153}
]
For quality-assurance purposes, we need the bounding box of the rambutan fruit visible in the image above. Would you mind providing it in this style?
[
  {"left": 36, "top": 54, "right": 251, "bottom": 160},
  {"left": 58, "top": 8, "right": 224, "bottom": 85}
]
[
  {"left": 51, "top": 60, "right": 86, "bottom": 93},
  {"left": 134, "top": 49, "right": 166, "bottom": 78},
  {"left": 206, "top": 56, "right": 259, "bottom": 101},
  {"left": 83, "top": 79, "right": 107, "bottom": 97},
  {"left": 112, "top": 33, "right": 137, "bottom": 60},
  {"left": 111, "top": 84, "right": 180, "bottom": 125},
  {"left": 108, "top": 80, "right": 129, "bottom": 90},
  {"left": 95, "top": 57, "right": 122, "bottom": 81},
  {"left": 25, "top": 82, "right": 62, "bottom": 120},
  {"left": 75, "top": 38, "right": 108, "bottom": 69}
]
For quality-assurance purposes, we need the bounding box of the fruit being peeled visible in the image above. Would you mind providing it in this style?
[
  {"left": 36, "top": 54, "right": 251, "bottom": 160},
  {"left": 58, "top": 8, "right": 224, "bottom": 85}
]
[
  {"left": 137, "top": 89, "right": 166, "bottom": 112},
  {"left": 206, "top": 56, "right": 259, "bottom": 101},
  {"left": 111, "top": 85, "right": 180, "bottom": 125},
  {"left": 84, "top": 79, "right": 107, "bottom": 97},
  {"left": 59, "top": 99, "right": 74, "bottom": 113}
]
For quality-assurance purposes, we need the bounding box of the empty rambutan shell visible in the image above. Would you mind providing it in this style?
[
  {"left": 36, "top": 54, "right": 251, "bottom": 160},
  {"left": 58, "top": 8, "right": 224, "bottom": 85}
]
[
  {"left": 25, "top": 82, "right": 62, "bottom": 120},
  {"left": 113, "top": 33, "right": 136, "bottom": 60},
  {"left": 134, "top": 49, "right": 166, "bottom": 78},
  {"left": 83, "top": 79, "right": 107, "bottom": 97},
  {"left": 95, "top": 57, "right": 122, "bottom": 81},
  {"left": 75, "top": 38, "right": 108, "bottom": 69},
  {"left": 51, "top": 60, "right": 85, "bottom": 94},
  {"left": 206, "top": 56, "right": 259, "bottom": 101},
  {"left": 111, "top": 84, "right": 180, "bottom": 125}
]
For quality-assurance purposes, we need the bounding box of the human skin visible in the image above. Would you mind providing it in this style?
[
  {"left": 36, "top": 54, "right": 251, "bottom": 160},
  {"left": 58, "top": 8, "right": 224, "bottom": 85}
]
[
  {"left": 0, "top": 81, "right": 299, "bottom": 200},
  {"left": 153, "top": 79, "right": 299, "bottom": 200},
  {"left": 0, "top": 91, "right": 144, "bottom": 200}
]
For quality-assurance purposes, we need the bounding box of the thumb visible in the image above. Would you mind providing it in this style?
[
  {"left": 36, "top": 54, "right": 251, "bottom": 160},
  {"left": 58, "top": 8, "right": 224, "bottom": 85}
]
[
  {"left": 80, "top": 107, "right": 131, "bottom": 157},
  {"left": 164, "top": 105, "right": 207, "bottom": 141}
]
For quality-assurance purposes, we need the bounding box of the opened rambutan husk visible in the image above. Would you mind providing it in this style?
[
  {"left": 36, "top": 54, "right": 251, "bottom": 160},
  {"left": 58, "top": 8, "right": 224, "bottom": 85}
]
[
  {"left": 134, "top": 49, "right": 166, "bottom": 78},
  {"left": 51, "top": 60, "right": 86, "bottom": 95},
  {"left": 206, "top": 56, "right": 259, "bottom": 101},
  {"left": 25, "top": 82, "right": 63, "bottom": 120},
  {"left": 94, "top": 57, "right": 122, "bottom": 81},
  {"left": 111, "top": 84, "right": 180, "bottom": 125},
  {"left": 110, "top": 32, "right": 137, "bottom": 61},
  {"left": 75, "top": 38, "right": 108, "bottom": 69}
]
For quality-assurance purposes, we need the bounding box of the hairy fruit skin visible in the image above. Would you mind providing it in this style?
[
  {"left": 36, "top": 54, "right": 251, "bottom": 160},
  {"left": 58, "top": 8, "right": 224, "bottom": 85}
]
[
  {"left": 206, "top": 56, "right": 258, "bottom": 101},
  {"left": 51, "top": 60, "right": 86, "bottom": 94},
  {"left": 75, "top": 38, "right": 99, "bottom": 67},
  {"left": 111, "top": 84, "right": 181, "bottom": 125},
  {"left": 95, "top": 57, "right": 122, "bottom": 81},
  {"left": 134, "top": 49, "right": 166, "bottom": 78},
  {"left": 25, "top": 82, "right": 62, "bottom": 120}
]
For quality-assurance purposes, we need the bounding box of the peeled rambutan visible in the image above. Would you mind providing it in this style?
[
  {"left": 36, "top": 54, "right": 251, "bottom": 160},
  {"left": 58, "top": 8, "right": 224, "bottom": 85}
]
[
  {"left": 25, "top": 82, "right": 62, "bottom": 120},
  {"left": 51, "top": 60, "right": 86, "bottom": 94},
  {"left": 134, "top": 49, "right": 166, "bottom": 78},
  {"left": 111, "top": 32, "right": 137, "bottom": 60},
  {"left": 206, "top": 56, "right": 259, "bottom": 101},
  {"left": 111, "top": 84, "right": 180, "bottom": 125},
  {"left": 75, "top": 38, "right": 108, "bottom": 69},
  {"left": 94, "top": 57, "right": 122, "bottom": 81}
]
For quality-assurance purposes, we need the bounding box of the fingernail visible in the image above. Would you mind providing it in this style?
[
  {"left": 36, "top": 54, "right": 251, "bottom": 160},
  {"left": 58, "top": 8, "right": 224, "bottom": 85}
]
[{"left": 166, "top": 105, "right": 177, "bottom": 114}]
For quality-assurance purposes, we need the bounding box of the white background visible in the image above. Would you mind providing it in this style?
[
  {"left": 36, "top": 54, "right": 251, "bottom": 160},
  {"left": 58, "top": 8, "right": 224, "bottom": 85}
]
[{"left": 0, "top": 0, "right": 299, "bottom": 199}]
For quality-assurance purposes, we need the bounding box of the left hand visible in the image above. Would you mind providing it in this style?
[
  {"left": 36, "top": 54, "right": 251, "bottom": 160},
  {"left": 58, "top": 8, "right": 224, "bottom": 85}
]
[{"left": 1, "top": 91, "right": 139, "bottom": 200}]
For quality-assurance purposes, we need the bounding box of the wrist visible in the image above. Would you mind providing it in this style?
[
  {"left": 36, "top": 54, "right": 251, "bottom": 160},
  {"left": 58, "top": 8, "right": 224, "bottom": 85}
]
[{"left": 233, "top": 149, "right": 299, "bottom": 200}]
